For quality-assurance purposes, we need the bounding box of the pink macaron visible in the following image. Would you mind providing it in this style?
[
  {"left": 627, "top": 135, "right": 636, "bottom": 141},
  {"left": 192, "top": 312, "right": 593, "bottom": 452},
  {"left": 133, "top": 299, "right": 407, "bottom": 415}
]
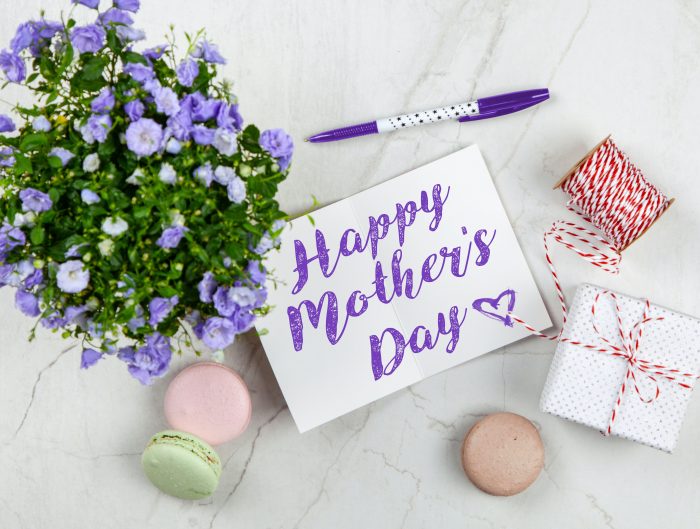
[{"left": 164, "top": 362, "right": 252, "bottom": 446}]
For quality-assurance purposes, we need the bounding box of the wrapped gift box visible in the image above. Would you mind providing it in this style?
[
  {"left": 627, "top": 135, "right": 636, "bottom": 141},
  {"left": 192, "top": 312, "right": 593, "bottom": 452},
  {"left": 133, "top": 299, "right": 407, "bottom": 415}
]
[{"left": 540, "top": 283, "right": 700, "bottom": 452}]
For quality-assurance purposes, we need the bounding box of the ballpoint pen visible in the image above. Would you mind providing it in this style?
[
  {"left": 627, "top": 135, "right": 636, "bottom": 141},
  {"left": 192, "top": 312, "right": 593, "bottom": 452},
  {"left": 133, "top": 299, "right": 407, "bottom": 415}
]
[{"left": 305, "top": 88, "right": 549, "bottom": 143}]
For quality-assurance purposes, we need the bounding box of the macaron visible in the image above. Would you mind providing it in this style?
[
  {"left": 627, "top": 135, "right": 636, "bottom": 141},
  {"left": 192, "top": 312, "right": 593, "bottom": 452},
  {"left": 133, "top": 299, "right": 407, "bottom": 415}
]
[
  {"left": 164, "top": 362, "right": 252, "bottom": 445},
  {"left": 461, "top": 412, "right": 544, "bottom": 496},
  {"left": 141, "top": 430, "right": 221, "bottom": 500}
]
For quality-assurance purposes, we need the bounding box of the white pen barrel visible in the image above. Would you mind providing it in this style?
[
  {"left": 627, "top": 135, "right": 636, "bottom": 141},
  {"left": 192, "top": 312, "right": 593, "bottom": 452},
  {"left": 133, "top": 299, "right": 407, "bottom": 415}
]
[{"left": 376, "top": 101, "right": 479, "bottom": 133}]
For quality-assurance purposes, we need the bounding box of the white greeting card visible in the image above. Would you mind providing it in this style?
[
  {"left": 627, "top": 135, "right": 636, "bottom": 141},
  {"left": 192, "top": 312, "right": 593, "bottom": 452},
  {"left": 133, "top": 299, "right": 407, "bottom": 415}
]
[{"left": 257, "top": 145, "right": 552, "bottom": 432}]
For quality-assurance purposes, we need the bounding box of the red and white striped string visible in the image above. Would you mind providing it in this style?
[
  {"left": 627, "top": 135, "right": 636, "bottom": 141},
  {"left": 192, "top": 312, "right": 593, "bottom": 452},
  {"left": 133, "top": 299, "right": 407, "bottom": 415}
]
[{"left": 510, "top": 137, "right": 696, "bottom": 435}]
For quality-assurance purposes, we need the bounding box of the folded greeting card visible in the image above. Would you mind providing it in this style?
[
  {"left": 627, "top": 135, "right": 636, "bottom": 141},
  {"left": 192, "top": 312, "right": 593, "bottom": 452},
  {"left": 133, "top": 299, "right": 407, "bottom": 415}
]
[{"left": 257, "top": 146, "right": 552, "bottom": 432}]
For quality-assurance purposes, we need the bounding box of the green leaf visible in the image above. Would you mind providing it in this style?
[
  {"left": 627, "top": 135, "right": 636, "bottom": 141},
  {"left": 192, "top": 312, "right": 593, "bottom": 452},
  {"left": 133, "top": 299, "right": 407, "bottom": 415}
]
[
  {"left": 81, "top": 55, "right": 108, "bottom": 81},
  {"left": 133, "top": 206, "right": 151, "bottom": 218},
  {"left": 47, "top": 155, "right": 64, "bottom": 169},
  {"left": 106, "top": 29, "right": 121, "bottom": 52},
  {"left": 30, "top": 225, "right": 45, "bottom": 245},
  {"left": 157, "top": 285, "right": 178, "bottom": 297},
  {"left": 13, "top": 153, "right": 32, "bottom": 174},
  {"left": 19, "top": 133, "right": 48, "bottom": 152},
  {"left": 39, "top": 55, "right": 56, "bottom": 81},
  {"left": 60, "top": 44, "right": 75, "bottom": 72},
  {"left": 48, "top": 188, "right": 61, "bottom": 203},
  {"left": 122, "top": 51, "right": 148, "bottom": 65}
]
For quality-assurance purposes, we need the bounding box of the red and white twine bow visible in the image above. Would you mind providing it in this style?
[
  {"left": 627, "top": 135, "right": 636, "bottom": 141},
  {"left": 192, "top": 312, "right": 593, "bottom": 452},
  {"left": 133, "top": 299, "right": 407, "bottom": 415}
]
[
  {"left": 574, "top": 291, "right": 695, "bottom": 435},
  {"left": 510, "top": 137, "right": 698, "bottom": 435}
]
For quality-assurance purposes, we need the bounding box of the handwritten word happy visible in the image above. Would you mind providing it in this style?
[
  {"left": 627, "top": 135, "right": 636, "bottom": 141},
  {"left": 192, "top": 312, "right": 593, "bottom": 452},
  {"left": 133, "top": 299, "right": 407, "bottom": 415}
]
[{"left": 291, "top": 184, "right": 450, "bottom": 295}]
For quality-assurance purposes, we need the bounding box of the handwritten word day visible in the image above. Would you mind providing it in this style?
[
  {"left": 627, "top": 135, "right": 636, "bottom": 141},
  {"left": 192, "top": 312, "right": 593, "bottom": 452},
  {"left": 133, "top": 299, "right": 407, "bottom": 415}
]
[{"left": 286, "top": 183, "right": 515, "bottom": 380}]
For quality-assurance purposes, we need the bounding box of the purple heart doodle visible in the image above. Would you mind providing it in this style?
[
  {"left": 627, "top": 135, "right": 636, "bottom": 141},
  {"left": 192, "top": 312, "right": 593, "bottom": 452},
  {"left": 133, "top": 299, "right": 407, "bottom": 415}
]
[{"left": 472, "top": 289, "right": 516, "bottom": 327}]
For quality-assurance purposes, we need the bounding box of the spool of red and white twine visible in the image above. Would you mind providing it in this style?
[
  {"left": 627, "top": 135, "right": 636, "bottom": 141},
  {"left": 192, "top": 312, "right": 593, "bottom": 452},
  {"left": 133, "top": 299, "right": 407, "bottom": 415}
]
[{"left": 511, "top": 136, "right": 697, "bottom": 436}]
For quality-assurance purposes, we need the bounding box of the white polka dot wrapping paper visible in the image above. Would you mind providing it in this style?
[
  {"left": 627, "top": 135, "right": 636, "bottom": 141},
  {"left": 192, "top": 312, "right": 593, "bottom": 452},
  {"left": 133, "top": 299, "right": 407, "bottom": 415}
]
[{"left": 540, "top": 283, "right": 700, "bottom": 453}]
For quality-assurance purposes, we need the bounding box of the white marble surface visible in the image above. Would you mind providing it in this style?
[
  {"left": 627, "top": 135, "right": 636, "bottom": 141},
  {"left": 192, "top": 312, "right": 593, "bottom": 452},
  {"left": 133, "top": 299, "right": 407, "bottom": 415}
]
[{"left": 2, "top": 0, "right": 700, "bottom": 527}]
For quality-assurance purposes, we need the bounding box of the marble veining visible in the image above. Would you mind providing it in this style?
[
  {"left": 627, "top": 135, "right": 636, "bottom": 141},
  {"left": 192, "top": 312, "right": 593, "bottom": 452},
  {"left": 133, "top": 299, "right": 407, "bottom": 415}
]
[{"left": 2, "top": 0, "right": 700, "bottom": 528}]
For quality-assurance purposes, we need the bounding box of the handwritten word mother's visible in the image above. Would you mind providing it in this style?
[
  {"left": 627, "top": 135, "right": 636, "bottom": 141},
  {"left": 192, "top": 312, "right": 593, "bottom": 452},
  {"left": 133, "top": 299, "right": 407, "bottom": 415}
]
[{"left": 286, "top": 183, "right": 507, "bottom": 380}]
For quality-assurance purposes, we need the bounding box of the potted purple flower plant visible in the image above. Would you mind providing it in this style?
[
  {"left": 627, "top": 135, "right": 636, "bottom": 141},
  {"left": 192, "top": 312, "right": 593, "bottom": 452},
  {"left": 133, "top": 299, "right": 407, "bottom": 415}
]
[{"left": 0, "top": 0, "right": 293, "bottom": 384}]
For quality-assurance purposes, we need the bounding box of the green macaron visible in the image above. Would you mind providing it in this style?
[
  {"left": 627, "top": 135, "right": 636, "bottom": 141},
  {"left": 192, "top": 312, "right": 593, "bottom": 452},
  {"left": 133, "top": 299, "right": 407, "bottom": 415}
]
[{"left": 141, "top": 430, "right": 222, "bottom": 500}]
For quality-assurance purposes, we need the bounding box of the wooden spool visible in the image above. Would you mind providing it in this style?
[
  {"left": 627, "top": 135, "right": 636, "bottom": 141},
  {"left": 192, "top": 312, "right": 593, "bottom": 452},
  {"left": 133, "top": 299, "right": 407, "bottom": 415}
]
[{"left": 552, "top": 135, "right": 674, "bottom": 251}]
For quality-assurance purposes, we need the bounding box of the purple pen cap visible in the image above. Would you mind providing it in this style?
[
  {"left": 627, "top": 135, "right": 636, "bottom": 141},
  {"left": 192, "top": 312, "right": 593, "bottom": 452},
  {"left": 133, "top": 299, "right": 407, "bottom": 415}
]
[{"left": 459, "top": 88, "right": 549, "bottom": 122}]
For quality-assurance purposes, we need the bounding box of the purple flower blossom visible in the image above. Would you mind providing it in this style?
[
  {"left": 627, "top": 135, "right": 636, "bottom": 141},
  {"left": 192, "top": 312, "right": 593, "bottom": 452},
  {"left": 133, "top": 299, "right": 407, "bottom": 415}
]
[
  {"left": 83, "top": 153, "right": 100, "bottom": 172},
  {"left": 83, "top": 114, "right": 112, "bottom": 143},
  {"left": 158, "top": 162, "right": 176, "bottom": 184},
  {"left": 260, "top": 128, "right": 294, "bottom": 170},
  {"left": 33, "top": 19, "right": 62, "bottom": 40},
  {"left": 0, "top": 147, "right": 15, "bottom": 167},
  {"left": 193, "top": 163, "right": 213, "bottom": 187},
  {"left": 214, "top": 127, "right": 237, "bottom": 156},
  {"left": 72, "top": 0, "right": 100, "bottom": 8},
  {"left": 15, "top": 290, "right": 40, "bottom": 317},
  {"left": 154, "top": 86, "right": 180, "bottom": 116},
  {"left": 81, "top": 189, "right": 101, "bottom": 204},
  {"left": 32, "top": 116, "right": 51, "bottom": 132},
  {"left": 198, "top": 272, "right": 217, "bottom": 302},
  {"left": 165, "top": 138, "right": 181, "bottom": 154},
  {"left": 91, "top": 87, "right": 115, "bottom": 114},
  {"left": 213, "top": 286, "right": 238, "bottom": 317},
  {"left": 177, "top": 58, "right": 199, "bottom": 87},
  {"left": 114, "top": 0, "right": 140, "bottom": 12},
  {"left": 254, "top": 232, "right": 274, "bottom": 255},
  {"left": 19, "top": 188, "right": 52, "bottom": 212},
  {"left": 216, "top": 103, "right": 243, "bottom": 132},
  {"left": 191, "top": 39, "right": 226, "bottom": 64},
  {"left": 127, "top": 307, "right": 145, "bottom": 332},
  {"left": 118, "top": 333, "right": 172, "bottom": 385},
  {"left": 41, "top": 311, "right": 66, "bottom": 329},
  {"left": 201, "top": 317, "right": 236, "bottom": 349},
  {"left": 181, "top": 92, "right": 220, "bottom": 122},
  {"left": 10, "top": 22, "right": 36, "bottom": 53},
  {"left": 81, "top": 348, "right": 102, "bottom": 369},
  {"left": 167, "top": 110, "right": 193, "bottom": 141},
  {"left": 227, "top": 177, "right": 246, "bottom": 203},
  {"left": 125, "top": 118, "right": 163, "bottom": 157},
  {"left": 49, "top": 147, "right": 75, "bottom": 167},
  {"left": 102, "top": 216, "right": 128, "bottom": 236},
  {"left": 65, "top": 305, "right": 89, "bottom": 328},
  {"left": 123, "top": 62, "right": 154, "bottom": 83},
  {"left": 230, "top": 308, "right": 255, "bottom": 333},
  {"left": 116, "top": 26, "right": 145, "bottom": 42},
  {"left": 191, "top": 125, "right": 215, "bottom": 145},
  {"left": 0, "top": 114, "right": 15, "bottom": 132},
  {"left": 70, "top": 24, "right": 106, "bottom": 54},
  {"left": 213, "top": 165, "right": 235, "bottom": 185},
  {"left": 148, "top": 295, "right": 178, "bottom": 326},
  {"left": 156, "top": 226, "right": 187, "bottom": 249},
  {"left": 247, "top": 261, "right": 266, "bottom": 285},
  {"left": 0, "top": 224, "right": 24, "bottom": 261},
  {"left": 0, "top": 50, "right": 25, "bottom": 83},
  {"left": 23, "top": 268, "right": 43, "bottom": 289},
  {"left": 124, "top": 99, "right": 144, "bottom": 121},
  {"left": 99, "top": 8, "right": 134, "bottom": 26},
  {"left": 65, "top": 243, "right": 85, "bottom": 258},
  {"left": 2, "top": 260, "right": 33, "bottom": 287},
  {"left": 229, "top": 285, "right": 257, "bottom": 309},
  {"left": 143, "top": 44, "right": 168, "bottom": 60},
  {"left": 57, "top": 260, "right": 90, "bottom": 293}
]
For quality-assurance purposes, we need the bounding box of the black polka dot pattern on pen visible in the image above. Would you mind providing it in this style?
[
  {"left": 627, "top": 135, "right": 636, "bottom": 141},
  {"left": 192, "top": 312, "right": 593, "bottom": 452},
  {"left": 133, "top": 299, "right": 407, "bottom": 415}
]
[{"left": 384, "top": 102, "right": 478, "bottom": 130}]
